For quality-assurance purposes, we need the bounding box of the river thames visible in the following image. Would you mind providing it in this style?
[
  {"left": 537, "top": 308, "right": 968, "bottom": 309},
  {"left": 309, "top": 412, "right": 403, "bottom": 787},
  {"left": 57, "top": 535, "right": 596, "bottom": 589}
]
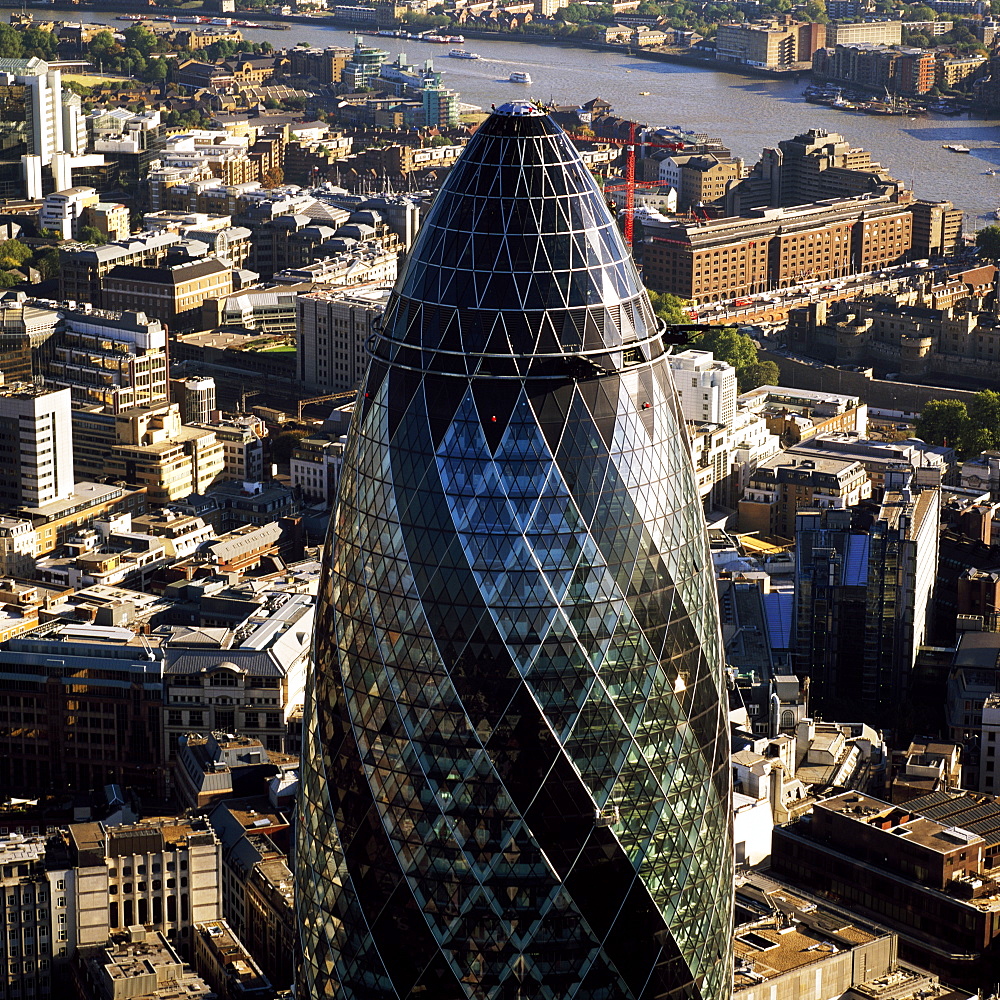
[{"left": 41, "top": 8, "right": 1000, "bottom": 225}]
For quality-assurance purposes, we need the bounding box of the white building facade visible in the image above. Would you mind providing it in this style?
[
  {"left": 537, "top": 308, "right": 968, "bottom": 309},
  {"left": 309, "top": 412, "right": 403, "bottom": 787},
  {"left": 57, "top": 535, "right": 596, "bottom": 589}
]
[
  {"left": 668, "top": 348, "right": 738, "bottom": 427},
  {"left": 0, "top": 385, "right": 74, "bottom": 508}
]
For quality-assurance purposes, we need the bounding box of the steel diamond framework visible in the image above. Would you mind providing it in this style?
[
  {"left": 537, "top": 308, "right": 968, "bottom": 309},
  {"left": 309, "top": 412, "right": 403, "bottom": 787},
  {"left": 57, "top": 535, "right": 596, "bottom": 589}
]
[{"left": 297, "top": 101, "right": 733, "bottom": 1000}]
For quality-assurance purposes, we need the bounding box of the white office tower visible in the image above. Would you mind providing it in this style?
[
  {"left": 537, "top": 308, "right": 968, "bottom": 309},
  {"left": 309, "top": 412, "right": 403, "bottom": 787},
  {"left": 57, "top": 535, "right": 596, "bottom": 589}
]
[
  {"left": 668, "top": 348, "right": 739, "bottom": 427},
  {"left": 180, "top": 376, "right": 216, "bottom": 424},
  {"left": 0, "top": 57, "right": 99, "bottom": 199},
  {"left": 0, "top": 384, "right": 74, "bottom": 509}
]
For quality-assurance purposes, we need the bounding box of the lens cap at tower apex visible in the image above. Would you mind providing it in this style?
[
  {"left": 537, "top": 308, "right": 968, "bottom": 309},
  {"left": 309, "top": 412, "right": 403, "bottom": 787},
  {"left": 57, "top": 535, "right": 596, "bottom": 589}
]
[{"left": 492, "top": 100, "right": 546, "bottom": 116}]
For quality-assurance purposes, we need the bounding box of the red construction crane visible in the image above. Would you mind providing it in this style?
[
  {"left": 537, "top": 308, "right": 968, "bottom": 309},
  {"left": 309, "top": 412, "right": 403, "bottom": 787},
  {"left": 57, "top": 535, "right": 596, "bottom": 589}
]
[{"left": 564, "top": 122, "right": 685, "bottom": 249}]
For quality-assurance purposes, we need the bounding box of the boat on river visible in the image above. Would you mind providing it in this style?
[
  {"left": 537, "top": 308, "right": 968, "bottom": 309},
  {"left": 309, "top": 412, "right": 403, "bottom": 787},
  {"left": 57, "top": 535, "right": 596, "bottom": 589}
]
[
  {"left": 509, "top": 71, "right": 531, "bottom": 84},
  {"left": 944, "top": 144, "right": 971, "bottom": 153},
  {"left": 449, "top": 49, "right": 481, "bottom": 59}
]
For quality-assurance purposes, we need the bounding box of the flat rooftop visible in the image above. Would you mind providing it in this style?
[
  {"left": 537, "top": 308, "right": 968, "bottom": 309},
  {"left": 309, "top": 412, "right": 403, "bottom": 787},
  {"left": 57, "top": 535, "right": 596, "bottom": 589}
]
[
  {"left": 818, "top": 792, "right": 985, "bottom": 855},
  {"left": 734, "top": 874, "right": 884, "bottom": 991}
]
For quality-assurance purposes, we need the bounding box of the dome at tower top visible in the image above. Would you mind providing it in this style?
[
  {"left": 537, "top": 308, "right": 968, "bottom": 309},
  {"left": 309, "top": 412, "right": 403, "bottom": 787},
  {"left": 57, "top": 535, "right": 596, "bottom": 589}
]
[{"left": 376, "top": 103, "right": 662, "bottom": 376}]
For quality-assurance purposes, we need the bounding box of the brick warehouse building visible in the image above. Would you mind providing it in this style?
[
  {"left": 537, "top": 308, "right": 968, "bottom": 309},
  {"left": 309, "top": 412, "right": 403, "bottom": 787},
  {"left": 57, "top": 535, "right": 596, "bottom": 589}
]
[{"left": 641, "top": 193, "right": 913, "bottom": 303}]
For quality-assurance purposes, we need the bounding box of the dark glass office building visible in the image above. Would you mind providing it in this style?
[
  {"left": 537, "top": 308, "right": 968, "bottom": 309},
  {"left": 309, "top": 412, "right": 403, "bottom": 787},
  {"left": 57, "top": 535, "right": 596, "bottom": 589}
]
[{"left": 297, "top": 101, "right": 732, "bottom": 1000}]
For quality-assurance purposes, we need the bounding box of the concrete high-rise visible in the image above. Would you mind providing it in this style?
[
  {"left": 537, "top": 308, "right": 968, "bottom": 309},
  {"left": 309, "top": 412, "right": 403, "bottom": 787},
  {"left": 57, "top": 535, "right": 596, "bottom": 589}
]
[
  {"left": 0, "top": 384, "right": 74, "bottom": 509},
  {"left": 297, "top": 102, "right": 733, "bottom": 1000},
  {"left": 0, "top": 57, "right": 89, "bottom": 199}
]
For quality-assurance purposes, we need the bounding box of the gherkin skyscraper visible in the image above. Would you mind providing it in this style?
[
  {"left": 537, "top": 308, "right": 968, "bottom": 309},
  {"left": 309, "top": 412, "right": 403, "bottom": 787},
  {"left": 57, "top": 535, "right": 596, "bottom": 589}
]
[{"left": 296, "top": 101, "right": 733, "bottom": 1000}]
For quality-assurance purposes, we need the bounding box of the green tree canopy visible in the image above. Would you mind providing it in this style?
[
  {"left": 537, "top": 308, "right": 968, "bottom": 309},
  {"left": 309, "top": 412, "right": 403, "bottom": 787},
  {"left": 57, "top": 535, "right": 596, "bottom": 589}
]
[
  {"left": 88, "top": 30, "right": 120, "bottom": 57},
  {"left": 21, "top": 26, "right": 57, "bottom": 60},
  {"left": 0, "top": 24, "right": 24, "bottom": 59},
  {"left": 968, "top": 390, "right": 1000, "bottom": 437},
  {"left": 803, "top": 0, "right": 828, "bottom": 21},
  {"left": 688, "top": 326, "right": 768, "bottom": 391},
  {"left": 78, "top": 226, "right": 108, "bottom": 246},
  {"left": 742, "top": 358, "right": 781, "bottom": 391},
  {"left": 916, "top": 398, "right": 970, "bottom": 450},
  {"left": 34, "top": 249, "right": 61, "bottom": 281},
  {"left": 0, "top": 240, "right": 32, "bottom": 270},
  {"left": 123, "top": 24, "right": 157, "bottom": 56},
  {"left": 646, "top": 290, "right": 691, "bottom": 325},
  {"left": 977, "top": 225, "right": 1000, "bottom": 261}
]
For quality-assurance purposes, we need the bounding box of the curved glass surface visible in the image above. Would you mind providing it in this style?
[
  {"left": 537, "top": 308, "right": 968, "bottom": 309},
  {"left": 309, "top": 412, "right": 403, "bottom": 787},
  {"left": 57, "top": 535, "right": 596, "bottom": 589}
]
[{"left": 297, "top": 101, "right": 733, "bottom": 1000}]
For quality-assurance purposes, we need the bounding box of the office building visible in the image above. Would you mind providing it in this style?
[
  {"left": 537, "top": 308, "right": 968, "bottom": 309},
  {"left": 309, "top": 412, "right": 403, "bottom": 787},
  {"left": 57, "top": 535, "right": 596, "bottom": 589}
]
[
  {"left": 161, "top": 591, "right": 313, "bottom": 768},
  {"left": 0, "top": 834, "right": 65, "bottom": 999},
  {"left": 773, "top": 789, "right": 1000, "bottom": 987},
  {"left": 297, "top": 102, "right": 733, "bottom": 1000},
  {"left": 825, "top": 20, "right": 903, "bottom": 45},
  {"left": 18, "top": 480, "right": 148, "bottom": 556},
  {"left": 0, "top": 56, "right": 89, "bottom": 199},
  {"left": 729, "top": 129, "right": 902, "bottom": 213},
  {"left": 80, "top": 928, "right": 215, "bottom": 1000},
  {"left": 192, "top": 414, "right": 266, "bottom": 483},
  {"left": 910, "top": 198, "right": 963, "bottom": 258},
  {"left": 59, "top": 231, "right": 183, "bottom": 307},
  {"left": 0, "top": 619, "right": 167, "bottom": 798},
  {"left": 103, "top": 258, "right": 234, "bottom": 330},
  {"left": 0, "top": 292, "right": 60, "bottom": 385},
  {"left": 192, "top": 919, "right": 273, "bottom": 999},
  {"left": 864, "top": 480, "right": 940, "bottom": 718},
  {"left": 295, "top": 285, "right": 391, "bottom": 393},
  {"left": 48, "top": 309, "right": 168, "bottom": 413},
  {"left": 66, "top": 816, "right": 223, "bottom": 951},
  {"left": 421, "top": 84, "right": 460, "bottom": 128},
  {"left": 740, "top": 452, "right": 871, "bottom": 539},
  {"left": 179, "top": 376, "right": 217, "bottom": 425},
  {"left": 668, "top": 349, "right": 738, "bottom": 426},
  {"left": 339, "top": 37, "right": 389, "bottom": 90},
  {"left": 97, "top": 403, "right": 225, "bottom": 505},
  {"left": 716, "top": 19, "right": 825, "bottom": 68},
  {"left": 289, "top": 435, "right": 346, "bottom": 506},
  {"left": 0, "top": 384, "right": 74, "bottom": 509},
  {"left": 657, "top": 153, "right": 742, "bottom": 212},
  {"left": 643, "top": 194, "right": 913, "bottom": 303},
  {"left": 794, "top": 507, "right": 870, "bottom": 716},
  {"left": 39, "top": 185, "right": 99, "bottom": 240},
  {"left": 286, "top": 44, "right": 351, "bottom": 84}
]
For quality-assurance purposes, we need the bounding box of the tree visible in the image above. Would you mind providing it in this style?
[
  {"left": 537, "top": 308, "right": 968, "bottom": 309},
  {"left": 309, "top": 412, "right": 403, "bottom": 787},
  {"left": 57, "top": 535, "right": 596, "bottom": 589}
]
[
  {"left": 261, "top": 165, "right": 284, "bottom": 188},
  {"left": 22, "top": 26, "right": 57, "bottom": 60},
  {"left": 34, "top": 249, "right": 61, "bottom": 281},
  {"left": 803, "top": 0, "right": 828, "bottom": 21},
  {"left": 88, "top": 31, "right": 119, "bottom": 58},
  {"left": 78, "top": 226, "right": 108, "bottom": 246},
  {"left": 0, "top": 272, "right": 19, "bottom": 289},
  {"left": 916, "top": 398, "right": 970, "bottom": 449},
  {"left": 149, "top": 57, "right": 169, "bottom": 83},
  {"left": 689, "top": 325, "right": 759, "bottom": 383},
  {"left": 271, "top": 429, "right": 308, "bottom": 465},
  {"left": 741, "top": 358, "right": 780, "bottom": 391},
  {"left": 968, "top": 389, "right": 1000, "bottom": 446},
  {"left": 0, "top": 24, "right": 24, "bottom": 60},
  {"left": 647, "top": 290, "right": 691, "bottom": 324},
  {"left": 123, "top": 24, "right": 157, "bottom": 56},
  {"left": 977, "top": 225, "right": 1000, "bottom": 261},
  {"left": 963, "top": 426, "right": 996, "bottom": 456},
  {"left": 0, "top": 239, "right": 31, "bottom": 271}
]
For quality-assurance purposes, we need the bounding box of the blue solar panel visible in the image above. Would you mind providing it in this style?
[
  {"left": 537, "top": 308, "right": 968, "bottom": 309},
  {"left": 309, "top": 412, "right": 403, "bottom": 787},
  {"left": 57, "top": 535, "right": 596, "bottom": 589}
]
[
  {"left": 763, "top": 592, "right": 793, "bottom": 651},
  {"left": 843, "top": 533, "right": 870, "bottom": 588}
]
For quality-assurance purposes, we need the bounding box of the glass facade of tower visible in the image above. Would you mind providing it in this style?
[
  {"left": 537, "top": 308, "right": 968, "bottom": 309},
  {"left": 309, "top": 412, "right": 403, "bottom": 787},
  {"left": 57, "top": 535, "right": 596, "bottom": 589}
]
[{"left": 297, "top": 102, "right": 733, "bottom": 1000}]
